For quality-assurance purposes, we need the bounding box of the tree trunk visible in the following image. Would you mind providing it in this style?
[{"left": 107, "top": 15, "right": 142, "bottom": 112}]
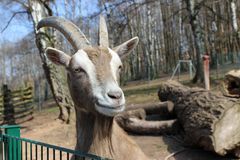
[
  {"left": 185, "top": 0, "right": 205, "bottom": 83},
  {"left": 158, "top": 80, "right": 240, "bottom": 157},
  {"left": 230, "top": 0, "right": 239, "bottom": 33},
  {"left": 230, "top": 0, "right": 240, "bottom": 61},
  {"left": 29, "top": 0, "right": 73, "bottom": 123}
]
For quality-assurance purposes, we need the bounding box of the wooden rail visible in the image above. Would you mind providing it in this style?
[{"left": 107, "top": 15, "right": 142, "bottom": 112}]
[{"left": 0, "top": 85, "right": 34, "bottom": 124}]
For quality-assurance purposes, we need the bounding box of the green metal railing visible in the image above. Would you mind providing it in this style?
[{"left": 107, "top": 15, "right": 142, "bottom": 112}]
[{"left": 0, "top": 125, "right": 108, "bottom": 160}]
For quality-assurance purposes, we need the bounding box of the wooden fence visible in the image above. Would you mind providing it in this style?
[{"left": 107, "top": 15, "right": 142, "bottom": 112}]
[{"left": 0, "top": 85, "right": 34, "bottom": 124}]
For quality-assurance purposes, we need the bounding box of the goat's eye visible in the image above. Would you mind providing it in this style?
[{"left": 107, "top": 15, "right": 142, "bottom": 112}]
[
  {"left": 74, "top": 68, "right": 84, "bottom": 73},
  {"left": 118, "top": 65, "right": 122, "bottom": 72}
]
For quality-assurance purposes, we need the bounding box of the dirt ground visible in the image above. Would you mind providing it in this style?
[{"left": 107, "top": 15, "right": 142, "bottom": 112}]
[
  {"left": 21, "top": 108, "right": 172, "bottom": 159},
  {"left": 20, "top": 107, "right": 238, "bottom": 160},
  {"left": 20, "top": 73, "right": 239, "bottom": 160}
]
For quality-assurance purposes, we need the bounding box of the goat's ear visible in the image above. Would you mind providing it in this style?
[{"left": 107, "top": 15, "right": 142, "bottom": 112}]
[
  {"left": 46, "top": 47, "right": 71, "bottom": 67},
  {"left": 113, "top": 37, "right": 139, "bottom": 60}
]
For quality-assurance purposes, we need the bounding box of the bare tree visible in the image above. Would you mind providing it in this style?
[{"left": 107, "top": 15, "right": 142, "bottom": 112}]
[
  {"left": 2, "top": 0, "right": 240, "bottom": 104},
  {"left": 184, "top": 0, "right": 205, "bottom": 82},
  {"left": 1, "top": 0, "right": 74, "bottom": 123}
]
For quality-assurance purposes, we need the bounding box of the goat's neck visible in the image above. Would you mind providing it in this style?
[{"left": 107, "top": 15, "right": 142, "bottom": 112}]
[
  {"left": 74, "top": 108, "right": 149, "bottom": 160},
  {"left": 75, "top": 108, "right": 114, "bottom": 155}
]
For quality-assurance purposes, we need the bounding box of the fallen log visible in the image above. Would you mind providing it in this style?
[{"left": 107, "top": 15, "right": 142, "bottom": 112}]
[
  {"left": 117, "top": 109, "right": 147, "bottom": 120},
  {"left": 158, "top": 80, "right": 240, "bottom": 157},
  {"left": 116, "top": 116, "right": 179, "bottom": 135},
  {"left": 126, "top": 101, "right": 175, "bottom": 118},
  {"left": 115, "top": 102, "right": 180, "bottom": 135}
]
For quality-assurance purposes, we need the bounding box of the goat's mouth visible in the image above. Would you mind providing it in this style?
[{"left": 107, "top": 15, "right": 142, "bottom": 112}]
[{"left": 95, "top": 102, "right": 125, "bottom": 117}]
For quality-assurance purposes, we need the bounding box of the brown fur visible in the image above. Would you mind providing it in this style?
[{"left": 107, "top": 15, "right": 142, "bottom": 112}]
[{"left": 74, "top": 110, "right": 149, "bottom": 160}]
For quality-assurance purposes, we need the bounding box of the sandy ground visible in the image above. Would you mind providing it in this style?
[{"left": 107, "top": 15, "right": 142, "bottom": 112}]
[{"left": 21, "top": 110, "right": 172, "bottom": 159}]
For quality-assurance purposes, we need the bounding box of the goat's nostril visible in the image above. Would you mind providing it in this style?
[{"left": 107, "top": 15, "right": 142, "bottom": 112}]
[{"left": 107, "top": 91, "right": 122, "bottom": 99}]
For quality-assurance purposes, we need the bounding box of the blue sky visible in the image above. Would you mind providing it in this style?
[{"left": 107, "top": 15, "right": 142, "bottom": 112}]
[
  {"left": 0, "top": 0, "right": 99, "bottom": 44},
  {"left": 0, "top": 5, "right": 32, "bottom": 43}
]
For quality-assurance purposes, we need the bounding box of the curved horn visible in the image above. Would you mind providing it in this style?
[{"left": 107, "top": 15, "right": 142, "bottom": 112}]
[
  {"left": 99, "top": 15, "right": 109, "bottom": 47},
  {"left": 37, "top": 16, "right": 90, "bottom": 52}
]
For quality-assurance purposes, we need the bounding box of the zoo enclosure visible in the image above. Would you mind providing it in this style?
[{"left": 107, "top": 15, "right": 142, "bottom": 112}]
[{"left": 0, "top": 125, "right": 108, "bottom": 160}]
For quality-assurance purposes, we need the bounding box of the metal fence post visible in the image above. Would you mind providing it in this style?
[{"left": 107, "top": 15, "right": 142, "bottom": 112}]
[
  {"left": 189, "top": 61, "right": 193, "bottom": 79},
  {"left": 0, "top": 129, "right": 3, "bottom": 160},
  {"left": 4, "top": 125, "right": 21, "bottom": 160}
]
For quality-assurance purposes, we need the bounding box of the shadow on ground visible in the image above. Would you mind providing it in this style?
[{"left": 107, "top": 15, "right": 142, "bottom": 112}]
[{"left": 163, "top": 135, "right": 238, "bottom": 160}]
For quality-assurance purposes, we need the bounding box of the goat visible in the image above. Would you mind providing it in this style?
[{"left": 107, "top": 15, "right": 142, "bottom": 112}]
[{"left": 37, "top": 15, "right": 149, "bottom": 160}]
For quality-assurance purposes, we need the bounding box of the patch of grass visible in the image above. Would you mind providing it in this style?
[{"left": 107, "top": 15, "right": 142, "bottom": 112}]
[
  {"left": 126, "top": 93, "right": 159, "bottom": 104},
  {"left": 124, "top": 86, "right": 159, "bottom": 96},
  {"left": 124, "top": 76, "right": 226, "bottom": 105},
  {"left": 124, "top": 85, "right": 160, "bottom": 104},
  {"left": 42, "top": 106, "right": 59, "bottom": 113}
]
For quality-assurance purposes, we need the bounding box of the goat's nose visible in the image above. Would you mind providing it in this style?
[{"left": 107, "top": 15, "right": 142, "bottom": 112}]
[{"left": 107, "top": 91, "right": 122, "bottom": 99}]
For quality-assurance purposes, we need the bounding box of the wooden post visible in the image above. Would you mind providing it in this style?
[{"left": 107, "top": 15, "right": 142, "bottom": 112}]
[
  {"left": 2, "top": 85, "right": 15, "bottom": 124},
  {"left": 203, "top": 55, "right": 210, "bottom": 90}
]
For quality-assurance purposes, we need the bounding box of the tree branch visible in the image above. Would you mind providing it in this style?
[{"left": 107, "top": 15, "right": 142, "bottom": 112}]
[
  {"left": 202, "top": 3, "right": 229, "bottom": 22},
  {"left": 38, "top": 0, "right": 53, "bottom": 16},
  {"left": 11, "top": 0, "right": 29, "bottom": 10},
  {"left": 1, "top": 11, "right": 28, "bottom": 33}
]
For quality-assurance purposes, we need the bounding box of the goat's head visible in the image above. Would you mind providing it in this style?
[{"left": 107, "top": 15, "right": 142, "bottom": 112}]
[{"left": 37, "top": 16, "right": 138, "bottom": 117}]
